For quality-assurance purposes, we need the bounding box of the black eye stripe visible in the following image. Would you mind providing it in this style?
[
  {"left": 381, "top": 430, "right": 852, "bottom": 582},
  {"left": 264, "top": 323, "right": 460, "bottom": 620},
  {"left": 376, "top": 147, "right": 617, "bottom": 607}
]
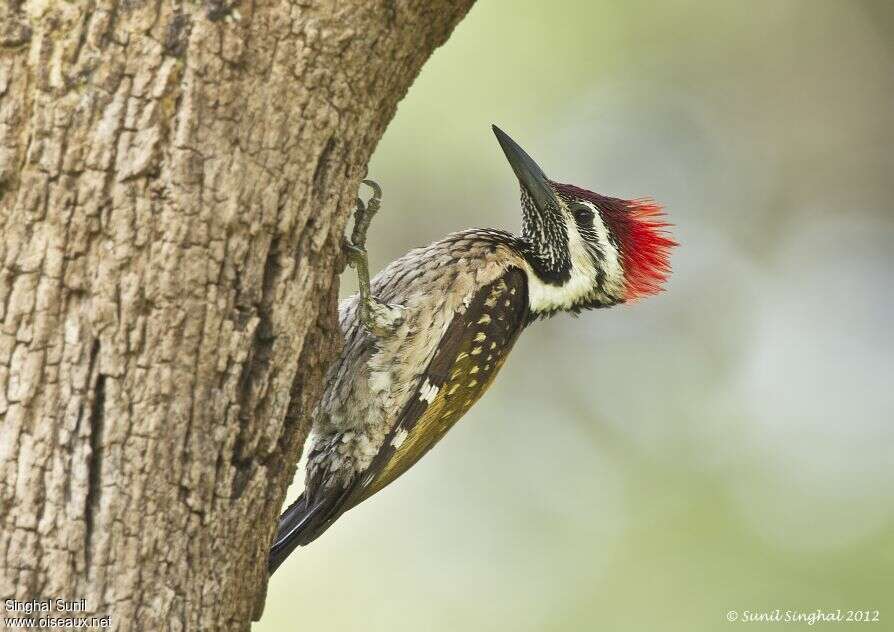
[{"left": 571, "top": 203, "right": 595, "bottom": 224}]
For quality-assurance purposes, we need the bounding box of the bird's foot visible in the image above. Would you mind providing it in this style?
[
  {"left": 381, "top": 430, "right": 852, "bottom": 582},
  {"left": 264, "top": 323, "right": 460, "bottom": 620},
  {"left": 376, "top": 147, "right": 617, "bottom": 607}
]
[{"left": 345, "top": 180, "right": 405, "bottom": 336}]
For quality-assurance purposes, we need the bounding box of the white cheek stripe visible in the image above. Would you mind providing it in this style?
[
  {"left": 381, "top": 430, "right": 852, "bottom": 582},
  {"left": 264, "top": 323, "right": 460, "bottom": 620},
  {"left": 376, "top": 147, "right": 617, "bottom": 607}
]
[
  {"left": 587, "top": 202, "right": 625, "bottom": 294},
  {"left": 523, "top": 202, "right": 624, "bottom": 313}
]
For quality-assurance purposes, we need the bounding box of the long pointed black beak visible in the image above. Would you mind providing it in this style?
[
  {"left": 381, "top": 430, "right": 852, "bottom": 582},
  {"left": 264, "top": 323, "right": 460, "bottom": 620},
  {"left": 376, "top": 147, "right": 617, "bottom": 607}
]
[{"left": 492, "top": 125, "right": 561, "bottom": 213}]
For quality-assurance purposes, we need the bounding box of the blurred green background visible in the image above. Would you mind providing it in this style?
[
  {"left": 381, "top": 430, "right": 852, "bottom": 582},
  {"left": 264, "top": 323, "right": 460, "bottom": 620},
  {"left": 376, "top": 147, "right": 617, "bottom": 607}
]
[{"left": 261, "top": 1, "right": 893, "bottom": 630}]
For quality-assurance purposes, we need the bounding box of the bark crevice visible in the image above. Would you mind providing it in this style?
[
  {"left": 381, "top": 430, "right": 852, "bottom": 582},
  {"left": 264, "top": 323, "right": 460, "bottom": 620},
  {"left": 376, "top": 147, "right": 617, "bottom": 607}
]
[
  {"left": 312, "top": 135, "right": 336, "bottom": 200},
  {"left": 83, "top": 341, "right": 105, "bottom": 572}
]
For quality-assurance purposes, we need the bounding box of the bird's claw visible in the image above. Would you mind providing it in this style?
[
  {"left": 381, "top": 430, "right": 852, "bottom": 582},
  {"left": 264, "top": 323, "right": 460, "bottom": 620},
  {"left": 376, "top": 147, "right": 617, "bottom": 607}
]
[
  {"left": 343, "top": 240, "right": 365, "bottom": 264},
  {"left": 350, "top": 180, "right": 381, "bottom": 250},
  {"left": 344, "top": 179, "right": 400, "bottom": 338}
]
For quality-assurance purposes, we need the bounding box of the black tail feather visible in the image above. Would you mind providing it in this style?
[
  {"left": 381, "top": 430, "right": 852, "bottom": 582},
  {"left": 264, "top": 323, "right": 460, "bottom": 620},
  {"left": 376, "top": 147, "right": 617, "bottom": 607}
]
[
  {"left": 268, "top": 494, "right": 312, "bottom": 574},
  {"left": 268, "top": 492, "right": 340, "bottom": 575}
]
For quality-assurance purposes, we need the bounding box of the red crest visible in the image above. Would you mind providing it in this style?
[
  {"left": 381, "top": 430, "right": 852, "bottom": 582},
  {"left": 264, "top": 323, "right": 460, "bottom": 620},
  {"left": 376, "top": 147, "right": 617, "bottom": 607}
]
[
  {"left": 554, "top": 184, "right": 677, "bottom": 300},
  {"left": 609, "top": 198, "right": 676, "bottom": 300}
]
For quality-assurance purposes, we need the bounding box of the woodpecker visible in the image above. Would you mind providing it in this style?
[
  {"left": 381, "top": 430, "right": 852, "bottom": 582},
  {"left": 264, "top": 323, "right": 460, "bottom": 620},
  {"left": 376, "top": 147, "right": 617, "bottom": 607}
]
[{"left": 269, "top": 126, "right": 675, "bottom": 574}]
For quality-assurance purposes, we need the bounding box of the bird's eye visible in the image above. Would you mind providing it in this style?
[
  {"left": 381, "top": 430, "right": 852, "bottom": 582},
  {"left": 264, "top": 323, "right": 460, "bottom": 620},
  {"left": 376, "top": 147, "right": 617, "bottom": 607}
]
[{"left": 572, "top": 204, "right": 595, "bottom": 224}]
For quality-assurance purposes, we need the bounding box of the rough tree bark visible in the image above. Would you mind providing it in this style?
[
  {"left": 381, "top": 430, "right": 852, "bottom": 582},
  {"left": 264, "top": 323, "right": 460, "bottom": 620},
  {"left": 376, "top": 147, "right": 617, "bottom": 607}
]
[{"left": 0, "top": 1, "right": 474, "bottom": 629}]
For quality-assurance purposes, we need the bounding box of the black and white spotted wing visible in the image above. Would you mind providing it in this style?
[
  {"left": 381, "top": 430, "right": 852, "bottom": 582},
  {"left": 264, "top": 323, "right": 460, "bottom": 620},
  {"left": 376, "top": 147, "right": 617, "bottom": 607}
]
[{"left": 348, "top": 266, "right": 530, "bottom": 506}]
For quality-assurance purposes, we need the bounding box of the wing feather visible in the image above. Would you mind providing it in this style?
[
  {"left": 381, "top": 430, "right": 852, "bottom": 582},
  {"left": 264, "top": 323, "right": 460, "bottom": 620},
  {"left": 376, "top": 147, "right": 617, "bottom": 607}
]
[{"left": 346, "top": 266, "right": 530, "bottom": 506}]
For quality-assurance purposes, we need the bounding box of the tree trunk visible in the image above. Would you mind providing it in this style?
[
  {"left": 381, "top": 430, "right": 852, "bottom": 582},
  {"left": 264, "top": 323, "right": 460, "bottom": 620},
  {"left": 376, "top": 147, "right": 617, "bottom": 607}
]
[{"left": 0, "top": 1, "right": 474, "bottom": 629}]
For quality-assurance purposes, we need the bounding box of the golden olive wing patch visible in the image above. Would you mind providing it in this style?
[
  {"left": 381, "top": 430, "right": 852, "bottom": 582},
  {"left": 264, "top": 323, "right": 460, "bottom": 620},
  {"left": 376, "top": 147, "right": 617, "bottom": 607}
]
[{"left": 352, "top": 267, "right": 530, "bottom": 505}]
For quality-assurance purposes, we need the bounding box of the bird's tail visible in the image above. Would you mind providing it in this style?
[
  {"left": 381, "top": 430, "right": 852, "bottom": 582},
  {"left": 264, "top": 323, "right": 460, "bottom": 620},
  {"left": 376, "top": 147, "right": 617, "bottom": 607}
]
[{"left": 268, "top": 493, "right": 338, "bottom": 575}]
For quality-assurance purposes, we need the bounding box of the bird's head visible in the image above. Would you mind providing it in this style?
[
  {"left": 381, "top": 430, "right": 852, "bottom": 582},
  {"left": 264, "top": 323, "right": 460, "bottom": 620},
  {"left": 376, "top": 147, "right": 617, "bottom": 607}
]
[{"left": 493, "top": 125, "right": 676, "bottom": 316}]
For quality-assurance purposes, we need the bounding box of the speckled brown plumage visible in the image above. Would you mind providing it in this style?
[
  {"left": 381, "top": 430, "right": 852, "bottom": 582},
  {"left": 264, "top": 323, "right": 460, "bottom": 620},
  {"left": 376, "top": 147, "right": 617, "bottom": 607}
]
[
  {"left": 357, "top": 268, "right": 528, "bottom": 502},
  {"left": 270, "top": 230, "right": 531, "bottom": 565}
]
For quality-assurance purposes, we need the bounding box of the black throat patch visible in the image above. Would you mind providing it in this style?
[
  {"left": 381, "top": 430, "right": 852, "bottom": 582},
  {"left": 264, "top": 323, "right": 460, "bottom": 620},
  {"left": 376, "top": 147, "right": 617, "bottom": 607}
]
[{"left": 518, "top": 188, "right": 571, "bottom": 285}]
